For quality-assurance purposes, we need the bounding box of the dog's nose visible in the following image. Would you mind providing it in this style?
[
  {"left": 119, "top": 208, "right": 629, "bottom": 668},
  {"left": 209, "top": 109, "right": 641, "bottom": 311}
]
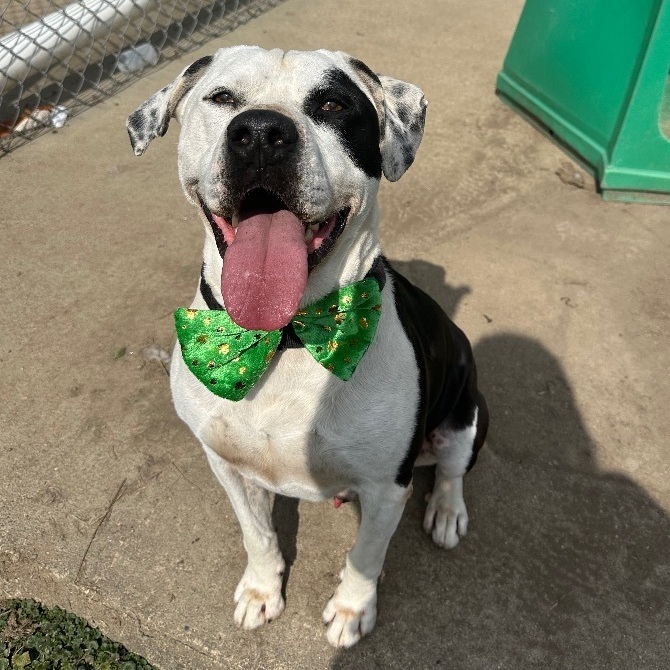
[{"left": 226, "top": 109, "right": 299, "bottom": 170}]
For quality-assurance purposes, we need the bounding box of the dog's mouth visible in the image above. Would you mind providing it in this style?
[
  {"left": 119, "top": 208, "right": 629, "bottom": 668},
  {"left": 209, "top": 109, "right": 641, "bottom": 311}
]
[
  {"left": 201, "top": 188, "right": 349, "bottom": 331},
  {"left": 205, "top": 188, "right": 348, "bottom": 265}
]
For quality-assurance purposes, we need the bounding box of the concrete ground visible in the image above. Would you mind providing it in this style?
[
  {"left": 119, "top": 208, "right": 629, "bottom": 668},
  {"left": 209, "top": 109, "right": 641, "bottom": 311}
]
[{"left": 2, "top": 0, "right": 669, "bottom": 668}]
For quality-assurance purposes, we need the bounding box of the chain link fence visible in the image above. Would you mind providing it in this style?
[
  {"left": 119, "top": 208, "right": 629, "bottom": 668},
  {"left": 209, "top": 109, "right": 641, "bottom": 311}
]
[{"left": 0, "top": 0, "right": 283, "bottom": 155}]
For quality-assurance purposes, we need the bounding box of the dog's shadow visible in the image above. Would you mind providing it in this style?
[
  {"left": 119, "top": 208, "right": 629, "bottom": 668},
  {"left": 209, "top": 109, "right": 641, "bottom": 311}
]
[{"left": 311, "top": 259, "right": 670, "bottom": 669}]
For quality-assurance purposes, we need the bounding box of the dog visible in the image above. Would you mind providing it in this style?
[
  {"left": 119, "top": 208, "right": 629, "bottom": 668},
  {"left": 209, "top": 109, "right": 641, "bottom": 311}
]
[{"left": 127, "top": 46, "right": 488, "bottom": 648}]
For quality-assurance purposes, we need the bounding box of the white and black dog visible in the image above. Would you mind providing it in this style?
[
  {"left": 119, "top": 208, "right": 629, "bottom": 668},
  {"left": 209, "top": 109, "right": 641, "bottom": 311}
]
[{"left": 127, "top": 46, "right": 488, "bottom": 648}]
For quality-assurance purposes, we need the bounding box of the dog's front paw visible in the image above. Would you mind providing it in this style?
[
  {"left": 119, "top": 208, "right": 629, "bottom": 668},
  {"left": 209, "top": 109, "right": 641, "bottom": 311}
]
[
  {"left": 423, "top": 479, "right": 468, "bottom": 549},
  {"left": 234, "top": 566, "right": 285, "bottom": 630},
  {"left": 322, "top": 589, "right": 377, "bottom": 648}
]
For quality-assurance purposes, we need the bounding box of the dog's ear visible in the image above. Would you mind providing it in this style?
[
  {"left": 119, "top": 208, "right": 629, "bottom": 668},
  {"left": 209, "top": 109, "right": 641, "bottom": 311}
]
[
  {"left": 377, "top": 75, "right": 427, "bottom": 181},
  {"left": 348, "top": 58, "right": 427, "bottom": 182},
  {"left": 126, "top": 55, "right": 213, "bottom": 156}
]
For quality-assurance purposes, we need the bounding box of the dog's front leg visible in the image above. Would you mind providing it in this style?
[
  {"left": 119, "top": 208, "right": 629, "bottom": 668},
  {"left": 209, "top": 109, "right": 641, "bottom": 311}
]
[
  {"left": 202, "top": 445, "right": 285, "bottom": 629},
  {"left": 323, "top": 483, "right": 409, "bottom": 648}
]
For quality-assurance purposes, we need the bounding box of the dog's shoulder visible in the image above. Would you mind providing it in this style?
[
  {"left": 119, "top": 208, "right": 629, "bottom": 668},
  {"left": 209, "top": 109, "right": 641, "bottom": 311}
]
[
  {"left": 383, "top": 258, "right": 472, "bottom": 368},
  {"left": 382, "top": 258, "right": 477, "bottom": 474}
]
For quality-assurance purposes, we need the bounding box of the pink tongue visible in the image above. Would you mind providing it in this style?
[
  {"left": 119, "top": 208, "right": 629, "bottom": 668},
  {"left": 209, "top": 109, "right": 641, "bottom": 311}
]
[{"left": 222, "top": 210, "right": 307, "bottom": 331}]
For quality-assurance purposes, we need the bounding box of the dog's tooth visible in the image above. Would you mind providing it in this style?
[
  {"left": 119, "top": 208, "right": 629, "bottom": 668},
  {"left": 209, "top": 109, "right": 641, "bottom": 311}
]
[
  {"left": 309, "top": 222, "right": 319, "bottom": 231},
  {"left": 232, "top": 212, "right": 239, "bottom": 228},
  {"left": 304, "top": 228, "right": 314, "bottom": 242}
]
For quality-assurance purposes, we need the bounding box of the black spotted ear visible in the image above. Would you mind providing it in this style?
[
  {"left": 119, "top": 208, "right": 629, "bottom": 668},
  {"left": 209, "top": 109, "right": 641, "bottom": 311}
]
[
  {"left": 126, "top": 55, "right": 213, "bottom": 156},
  {"left": 347, "top": 57, "right": 427, "bottom": 182},
  {"left": 377, "top": 75, "right": 427, "bottom": 182}
]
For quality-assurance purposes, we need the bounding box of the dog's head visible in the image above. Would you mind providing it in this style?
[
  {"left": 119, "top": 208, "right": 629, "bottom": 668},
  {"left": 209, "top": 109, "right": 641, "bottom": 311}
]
[{"left": 127, "top": 46, "right": 426, "bottom": 330}]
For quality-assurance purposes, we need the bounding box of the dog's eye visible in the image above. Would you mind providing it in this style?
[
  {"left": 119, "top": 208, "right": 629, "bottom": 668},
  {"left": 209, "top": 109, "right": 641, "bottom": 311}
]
[
  {"left": 320, "top": 100, "right": 345, "bottom": 112},
  {"left": 209, "top": 90, "right": 236, "bottom": 105}
]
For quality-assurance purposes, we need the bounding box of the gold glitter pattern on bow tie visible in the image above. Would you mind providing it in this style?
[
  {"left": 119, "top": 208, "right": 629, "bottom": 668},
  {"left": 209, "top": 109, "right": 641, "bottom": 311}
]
[
  {"left": 175, "top": 276, "right": 382, "bottom": 399},
  {"left": 291, "top": 277, "right": 382, "bottom": 380},
  {"left": 175, "top": 307, "right": 281, "bottom": 401}
]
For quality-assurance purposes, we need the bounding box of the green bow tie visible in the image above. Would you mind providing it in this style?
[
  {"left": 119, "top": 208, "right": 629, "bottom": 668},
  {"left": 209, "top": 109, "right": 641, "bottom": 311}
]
[{"left": 175, "top": 278, "right": 382, "bottom": 401}]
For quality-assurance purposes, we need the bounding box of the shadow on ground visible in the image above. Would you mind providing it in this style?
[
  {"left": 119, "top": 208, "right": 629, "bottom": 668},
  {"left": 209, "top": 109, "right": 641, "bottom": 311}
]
[{"left": 274, "top": 258, "right": 669, "bottom": 670}]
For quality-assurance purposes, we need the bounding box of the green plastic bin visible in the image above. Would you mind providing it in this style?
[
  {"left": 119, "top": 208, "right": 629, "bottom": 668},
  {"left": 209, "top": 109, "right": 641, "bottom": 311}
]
[{"left": 496, "top": 0, "right": 670, "bottom": 204}]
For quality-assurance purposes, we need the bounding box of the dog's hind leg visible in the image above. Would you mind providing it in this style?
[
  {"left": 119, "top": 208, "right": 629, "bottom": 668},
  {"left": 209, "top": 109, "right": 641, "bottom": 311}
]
[
  {"left": 202, "top": 445, "right": 286, "bottom": 629},
  {"left": 423, "top": 391, "right": 488, "bottom": 549}
]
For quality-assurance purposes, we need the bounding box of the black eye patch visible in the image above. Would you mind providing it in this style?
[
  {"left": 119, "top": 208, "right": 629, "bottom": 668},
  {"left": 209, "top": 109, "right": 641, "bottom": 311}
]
[{"left": 303, "top": 68, "right": 382, "bottom": 180}]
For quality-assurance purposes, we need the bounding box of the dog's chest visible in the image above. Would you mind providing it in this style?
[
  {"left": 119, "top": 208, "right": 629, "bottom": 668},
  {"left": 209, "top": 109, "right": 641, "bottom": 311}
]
[
  {"left": 200, "top": 352, "right": 346, "bottom": 499},
  {"left": 172, "top": 302, "right": 420, "bottom": 500},
  {"left": 197, "top": 350, "right": 409, "bottom": 500}
]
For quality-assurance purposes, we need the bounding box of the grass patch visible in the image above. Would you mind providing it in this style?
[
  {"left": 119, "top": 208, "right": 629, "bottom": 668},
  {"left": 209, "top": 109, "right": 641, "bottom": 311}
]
[{"left": 0, "top": 599, "right": 159, "bottom": 669}]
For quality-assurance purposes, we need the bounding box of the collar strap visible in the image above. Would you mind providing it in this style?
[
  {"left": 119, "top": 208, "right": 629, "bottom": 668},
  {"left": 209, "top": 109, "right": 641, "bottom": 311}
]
[{"left": 198, "top": 257, "right": 387, "bottom": 351}]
